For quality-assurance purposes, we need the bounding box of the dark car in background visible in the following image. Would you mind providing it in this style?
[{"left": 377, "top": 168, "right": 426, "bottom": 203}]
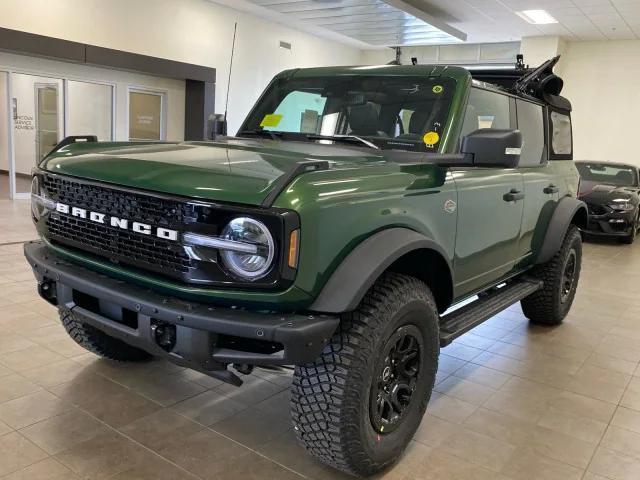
[{"left": 577, "top": 161, "right": 640, "bottom": 243}]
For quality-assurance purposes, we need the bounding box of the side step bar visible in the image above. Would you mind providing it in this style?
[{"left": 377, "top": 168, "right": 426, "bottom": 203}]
[{"left": 439, "top": 279, "right": 543, "bottom": 347}]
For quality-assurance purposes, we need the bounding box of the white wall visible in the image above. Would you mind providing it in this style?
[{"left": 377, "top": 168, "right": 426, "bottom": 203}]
[
  {"left": 0, "top": 0, "right": 362, "bottom": 134},
  {"left": 520, "top": 36, "right": 567, "bottom": 68},
  {"left": 555, "top": 40, "right": 640, "bottom": 166}
]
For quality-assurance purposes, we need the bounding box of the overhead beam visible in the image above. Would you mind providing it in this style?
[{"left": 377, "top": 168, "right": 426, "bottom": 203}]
[{"left": 384, "top": 0, "right": 467, "bottom": 42}]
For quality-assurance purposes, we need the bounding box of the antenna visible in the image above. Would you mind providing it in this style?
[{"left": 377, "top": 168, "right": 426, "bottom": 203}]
[{"left": 224, "top": 22, "right": 238, "bottom": 122}]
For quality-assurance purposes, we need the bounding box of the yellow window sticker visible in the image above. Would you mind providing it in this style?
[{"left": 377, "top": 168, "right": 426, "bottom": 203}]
[
  {"left": 432, "top": 85, "right": 444, "bottom": 94},
  {"left": 260, "top": 114, "right": 283, "bottom": 128},
  {"left": 423, "top": 131, "right": 440, "bottom": 146}
]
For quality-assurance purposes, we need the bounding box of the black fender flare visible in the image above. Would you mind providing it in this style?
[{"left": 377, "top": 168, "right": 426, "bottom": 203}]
[
  {"left": 535, "top": 196, "right": 587, "bottom": 265},
  {"left": 309, "top": 228, "right": 453, "bottom": 313}
]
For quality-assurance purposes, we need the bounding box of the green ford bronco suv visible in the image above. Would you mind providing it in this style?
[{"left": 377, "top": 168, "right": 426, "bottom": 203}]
[{"left": 26, "top": 56, "right": 586, "bottom": 476}]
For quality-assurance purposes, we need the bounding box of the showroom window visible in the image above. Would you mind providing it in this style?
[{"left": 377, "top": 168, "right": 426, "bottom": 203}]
[
  {"left": 128, "top": 89, "right": 165, "bottom": 141},
  {"left": 550, "top": 111, "right": 572, "bottom": 156},
  {"left": 460, "top": 87, "right": 511, "bottom": 140},
  {"left": 516, "top": 99, "right": 545, "bottom": 167},
  {"left": 67, "top": 80, "right": 114, "bottom": 141}
]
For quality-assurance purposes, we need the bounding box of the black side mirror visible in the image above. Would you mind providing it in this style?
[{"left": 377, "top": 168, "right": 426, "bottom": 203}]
[
  {"left": 208, "top": 113, "right": 227, "bottom": 139},
  {"left": 461, "top": 129, "right": 522, "bottom": 168}
]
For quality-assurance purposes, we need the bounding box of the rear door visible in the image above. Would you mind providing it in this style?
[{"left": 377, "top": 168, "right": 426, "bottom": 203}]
[
  {"left": 452, "top": 87, "right": 525, "bottom": 297},
  {"left": 515, "top": 99, "right": 559, "bottom": 261}
]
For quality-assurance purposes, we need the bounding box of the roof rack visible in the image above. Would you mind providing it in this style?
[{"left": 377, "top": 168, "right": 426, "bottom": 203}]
[{"left": 468, "top": 55, "right": 571, "bottom": 111}]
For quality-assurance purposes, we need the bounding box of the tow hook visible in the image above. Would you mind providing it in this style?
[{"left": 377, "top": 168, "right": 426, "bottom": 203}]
[
  {"left": 151, "top": 321, "right": 177, "bottom": 352},
  {"left": 38, "top": 279, "right": 58, "bottom": 305}
]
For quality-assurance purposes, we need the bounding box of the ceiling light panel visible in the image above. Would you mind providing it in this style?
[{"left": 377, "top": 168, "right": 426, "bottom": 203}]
[
  {"left": 516, "top": 9, "right": 559, "bottom": 25},
  {"left": 245, "top": 0, "right": 465, "bottom": 47}
]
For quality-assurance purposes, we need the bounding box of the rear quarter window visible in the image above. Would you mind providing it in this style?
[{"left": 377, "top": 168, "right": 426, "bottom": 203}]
[{"left": 550, "top": 111, "right": 572, "bottom": 157}]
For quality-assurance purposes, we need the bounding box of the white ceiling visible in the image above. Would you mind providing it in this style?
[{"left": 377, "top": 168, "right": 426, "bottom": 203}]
[
  {"left": 212, "top": 0, "right": 640, "bottom": 47},
  {"left": 411, "top": 0, "right": 640, "bottom": 43}
]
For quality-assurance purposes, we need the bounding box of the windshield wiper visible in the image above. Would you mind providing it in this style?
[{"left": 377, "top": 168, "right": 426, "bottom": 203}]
[
  {"left": 306, "top": 134, "right": 380, "bottom": 150},
  {"left": 237, "top": 129, "right": 282, "bottom": 141}
]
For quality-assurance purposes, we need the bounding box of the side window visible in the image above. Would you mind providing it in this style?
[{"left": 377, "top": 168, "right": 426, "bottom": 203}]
[
  {"left": 265, "top": 90, "right": 327, "bottom": 133},
  {"left": 460, "top": 87, "right": 510, "bottom": 140},
  {"left": 550, "top": 111, "right": 572, "bottom": 156},
  {"left": 516, "top": 100, "right": 545, "bottom": 167}
]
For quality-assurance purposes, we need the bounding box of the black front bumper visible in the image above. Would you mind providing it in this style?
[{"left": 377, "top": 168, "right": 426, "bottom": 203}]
[
  {"left": 583, "top": 213, "right": 635, "bottom": 237},
  {"left": 24, "top": 241, "right": 338, "bottom": 385}
]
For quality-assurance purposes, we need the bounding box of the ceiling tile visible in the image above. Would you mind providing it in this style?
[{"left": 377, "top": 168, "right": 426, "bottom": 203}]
[{"left": 211, "top": 0, "right": 640, "bottom": 48}]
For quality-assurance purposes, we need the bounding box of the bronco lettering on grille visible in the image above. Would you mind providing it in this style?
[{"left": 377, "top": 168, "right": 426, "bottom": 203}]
[{"left": 54, "top": 202, "right": 179, "bottom": 241}]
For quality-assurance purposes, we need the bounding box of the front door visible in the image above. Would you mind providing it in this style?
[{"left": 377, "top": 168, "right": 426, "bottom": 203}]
[
  {"left": 452, "top": 168, "right": 525, "bottom": 296},
  {"left": 452, "top": 86, "right": 525, "bottom": 297}
]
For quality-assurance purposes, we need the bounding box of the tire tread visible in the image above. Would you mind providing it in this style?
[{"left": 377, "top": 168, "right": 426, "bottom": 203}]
[{"left": 291, "top": 273, "right": 439, "bottom": 476}]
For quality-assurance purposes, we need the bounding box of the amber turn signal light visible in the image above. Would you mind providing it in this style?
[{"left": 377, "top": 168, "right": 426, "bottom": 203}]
[{"left": 288, "top": 229, "right": 300, "bottom": 268}]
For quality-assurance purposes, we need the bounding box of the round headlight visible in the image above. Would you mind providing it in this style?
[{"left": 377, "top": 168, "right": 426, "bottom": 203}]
[{"left": 220, "top": 217, "right": 275, "bottom": 280}]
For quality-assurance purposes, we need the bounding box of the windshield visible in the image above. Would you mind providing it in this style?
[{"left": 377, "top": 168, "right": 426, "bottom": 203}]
[
  {"left": 576, "top": 163, "right": 638, "bottom": 187},
  {"left": 239, "top": 75, "right": 456, "bottom": 152}
]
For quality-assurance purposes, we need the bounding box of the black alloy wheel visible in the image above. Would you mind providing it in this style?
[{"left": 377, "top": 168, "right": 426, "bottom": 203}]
[
  {"left": 370, "top": 325, "right": 423, "bottom": 435},
  {"left": 560, "top": 248, "right": 577, "bottom": 304}
]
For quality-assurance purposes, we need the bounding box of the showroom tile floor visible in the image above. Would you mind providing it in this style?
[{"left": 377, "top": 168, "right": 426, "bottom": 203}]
[{"left": 0, "top": 200, "right": 640, "bottom": 479}]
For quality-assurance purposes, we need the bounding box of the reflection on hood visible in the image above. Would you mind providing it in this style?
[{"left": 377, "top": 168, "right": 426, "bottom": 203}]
[{"left": 578, "top": 180, "right": 636, "bottom": 201}]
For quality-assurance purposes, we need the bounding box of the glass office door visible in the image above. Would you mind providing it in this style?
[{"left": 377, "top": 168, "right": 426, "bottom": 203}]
[
  {"left": 8, "top": 74, "right": 114, "bottom": 198},
  {"left": 10, "top": 73, "right": 63, "bottom": 197},
  {"left": 35, "top": 83, "right": 61, "bottom": 161}
]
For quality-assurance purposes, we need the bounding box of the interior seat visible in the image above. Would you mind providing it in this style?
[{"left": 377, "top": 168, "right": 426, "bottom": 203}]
[
  {"left": 615, "top": 170, "right": 634, "bottom": 185},
  {"left": 396, "top": 110, "right": 432, "bottom": 140},
  {"left": 348, "top": 103, "right": 387, "bottom": 137}
]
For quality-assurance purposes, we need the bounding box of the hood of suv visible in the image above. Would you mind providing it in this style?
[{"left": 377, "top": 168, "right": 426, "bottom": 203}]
[{"left": 41, "top": 139, "right": 384, "bottom": 205}]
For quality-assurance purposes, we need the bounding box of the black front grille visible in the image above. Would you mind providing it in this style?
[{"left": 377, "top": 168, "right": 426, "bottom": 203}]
[
  {"left": 37, "top": 173, "right": 296, "bottom": 289},
  {"left": 46, "top": 214, "right": 191, "bottom": 274},
  {"left": 42, "top": 175, "right": 198, "bottom": 226},
  {"left": 42, "top": 175, "right": 197, "bottom": 278}
]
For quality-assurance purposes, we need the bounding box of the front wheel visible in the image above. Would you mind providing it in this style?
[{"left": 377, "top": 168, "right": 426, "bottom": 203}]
[
  {"left": 521, "top": 225, "right": 582, "bottom": 325},
  {"left": 291, "top": 273, "right": 440, "bottom": 477}
]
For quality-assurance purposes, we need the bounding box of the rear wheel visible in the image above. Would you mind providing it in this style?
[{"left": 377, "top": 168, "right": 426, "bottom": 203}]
[
  {"left": 60, "top": 308, "right": 152, "bottom": 361},
  {"left": 291, "top": 273, "right": 440, "bottom": 476},
  {"left": 521, "top": 225, "right": 582, "bottom": 325}
]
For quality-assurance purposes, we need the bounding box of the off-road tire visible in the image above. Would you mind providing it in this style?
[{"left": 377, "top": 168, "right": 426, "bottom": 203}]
[
  {"left": 291, "top": 273, "right": 440, "bottom": 477},
  {"left": 521, "top": 224, "right": 582, "bottom": 325},
  {"left": 60, "top": 308, "right": 152, "bottom": 361}
]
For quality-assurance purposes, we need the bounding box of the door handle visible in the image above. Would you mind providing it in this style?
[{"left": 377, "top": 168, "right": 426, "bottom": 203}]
[
  {"left": 503, "top": 189, "right": 525, "bottom": 202},
  {"left": 543, "top": 185, "right": 559, "bottom": 194}
]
